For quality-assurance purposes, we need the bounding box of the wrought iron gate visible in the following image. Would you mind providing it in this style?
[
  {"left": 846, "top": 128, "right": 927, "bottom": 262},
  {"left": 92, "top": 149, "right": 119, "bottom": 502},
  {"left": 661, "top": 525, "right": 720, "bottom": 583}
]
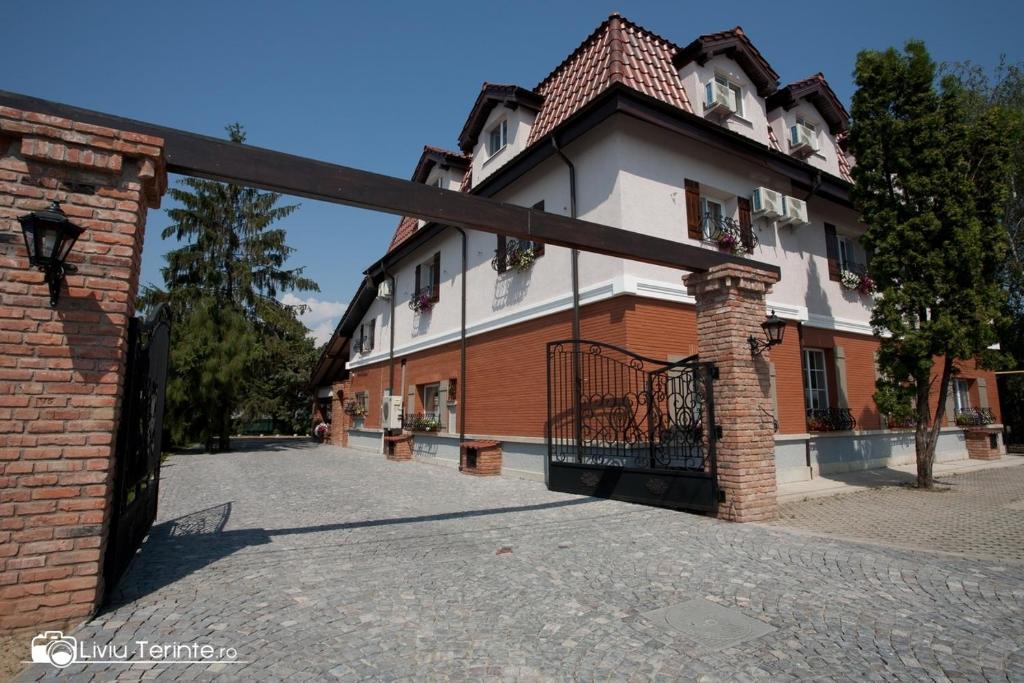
[
  {"left": 103, "top": 305, "right": 170, "bottom": 597},
  {"left": 546, "top": 340, "right": 719, "bottom": 512}
]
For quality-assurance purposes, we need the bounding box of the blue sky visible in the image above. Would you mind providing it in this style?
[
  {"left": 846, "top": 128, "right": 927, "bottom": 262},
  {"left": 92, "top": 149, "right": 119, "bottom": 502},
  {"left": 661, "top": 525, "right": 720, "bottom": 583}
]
[{"left": 4, "top": 1, "right": 1022, "bottom": 342}]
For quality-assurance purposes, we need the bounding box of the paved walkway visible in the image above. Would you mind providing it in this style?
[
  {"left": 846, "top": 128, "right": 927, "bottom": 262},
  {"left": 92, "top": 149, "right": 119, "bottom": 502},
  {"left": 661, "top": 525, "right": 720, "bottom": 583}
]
[
  {"left": 15, "top": 441, "right": 1024, "bottom": 681},
  {"left": 778, "top": 455, "right": 1024, "bottom": 503},
  {"left": 772, "top": 460, "right": 1024, "bottom": 563}
]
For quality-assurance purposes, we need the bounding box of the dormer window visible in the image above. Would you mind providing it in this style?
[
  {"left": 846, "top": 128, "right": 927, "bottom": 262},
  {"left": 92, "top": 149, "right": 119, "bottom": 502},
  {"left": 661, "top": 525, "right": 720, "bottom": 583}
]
[
  {"left": 790, "top": 119, "right": 819, "bottom": 157},
  {"left": 432, "top": 176, "right": 444, "bottom": 189},
  {"left": 486, "top": 120, "right": 508, "bottom": 157},
  {"left": 704, "top": 76, "right": 742, "bottom": 120}
]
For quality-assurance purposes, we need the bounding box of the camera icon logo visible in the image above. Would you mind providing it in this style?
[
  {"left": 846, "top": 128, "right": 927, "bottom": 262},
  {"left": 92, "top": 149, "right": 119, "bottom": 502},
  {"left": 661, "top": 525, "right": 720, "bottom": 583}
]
[{"left": 30, "top": 631, "right": 77, "bottom": 669}]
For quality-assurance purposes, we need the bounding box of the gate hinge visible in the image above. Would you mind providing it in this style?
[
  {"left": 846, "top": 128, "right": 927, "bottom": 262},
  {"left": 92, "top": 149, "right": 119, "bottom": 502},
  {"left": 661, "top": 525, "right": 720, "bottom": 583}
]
[
  {"left": 714, "top": 425, "right": 723, "bottom": 440},
  {"left": 718, "top": 489, "right": 726, "bottom": 502},
  {"left": 711, "top": 366, "right": 720, "bottom": 380}
]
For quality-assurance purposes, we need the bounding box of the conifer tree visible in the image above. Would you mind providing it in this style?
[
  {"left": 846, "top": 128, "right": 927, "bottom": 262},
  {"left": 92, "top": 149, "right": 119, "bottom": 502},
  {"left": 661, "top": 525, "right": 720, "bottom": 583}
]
[{"left": 850, "top": 42, "right": 1013, "bottom": 486}]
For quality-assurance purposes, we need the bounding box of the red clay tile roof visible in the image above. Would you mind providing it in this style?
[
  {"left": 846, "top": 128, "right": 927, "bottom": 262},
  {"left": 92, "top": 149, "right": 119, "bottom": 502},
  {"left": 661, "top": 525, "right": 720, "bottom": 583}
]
[
  {"left": 527, "top": 13, "right": 692, "bottom": 145},
  {"left": 767, "top": 123, "right": 782, "bottom": 152},
  {"left": 387, "top": 215, "right": 420, "bottom": 252}
]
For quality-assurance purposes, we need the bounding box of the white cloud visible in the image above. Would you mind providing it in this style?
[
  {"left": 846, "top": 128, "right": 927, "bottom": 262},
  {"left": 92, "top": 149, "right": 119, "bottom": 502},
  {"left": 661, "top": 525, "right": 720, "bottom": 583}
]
[{"left": 280, "top": 293, "right": 347, "bottom": 346}]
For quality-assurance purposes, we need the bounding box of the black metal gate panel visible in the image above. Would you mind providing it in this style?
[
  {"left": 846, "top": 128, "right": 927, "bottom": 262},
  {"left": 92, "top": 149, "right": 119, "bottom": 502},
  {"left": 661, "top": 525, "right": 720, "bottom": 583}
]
[
  {"left": 546, "top": 340, "right": 718, "bottom": 512},
  {"left": 103, "top": 305, "right": 170, "bottom": 597}
]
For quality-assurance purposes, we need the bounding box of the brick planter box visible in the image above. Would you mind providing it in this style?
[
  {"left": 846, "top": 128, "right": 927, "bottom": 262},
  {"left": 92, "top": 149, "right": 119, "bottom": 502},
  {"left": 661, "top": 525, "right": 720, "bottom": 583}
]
[
  {"left": 460, "top": 440, "right": 502, "bottom": 476},
  {"left": 964, "top": 427, "right": 1002, "bottom": 460},
  {"left": 384, "top": 434, "right": 414, "bottom": 461}
]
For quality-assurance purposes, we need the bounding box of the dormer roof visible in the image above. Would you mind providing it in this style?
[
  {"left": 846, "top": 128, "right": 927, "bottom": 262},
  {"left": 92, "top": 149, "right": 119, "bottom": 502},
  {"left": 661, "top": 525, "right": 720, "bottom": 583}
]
[
  {"left": 673, "top": 27, "right": 780, "bottom": 97},
  {"left": 457, "top": 83, "right": 544, "bottom": 153},
  {"left": 767, "top": 73, "right": 850, "bottom": 134},
  {"left": 411, "top": 145, "right": 470, "bottom": 184}
]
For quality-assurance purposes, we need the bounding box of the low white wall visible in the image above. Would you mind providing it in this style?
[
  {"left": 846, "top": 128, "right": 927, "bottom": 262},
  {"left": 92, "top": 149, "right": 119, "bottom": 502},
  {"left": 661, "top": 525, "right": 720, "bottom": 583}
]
[
  {"left": 348, "top": 428, "right": 383, "bottom": 453},
  {"left": 775, "top": 428, "right": 970, "bottom": 483}
]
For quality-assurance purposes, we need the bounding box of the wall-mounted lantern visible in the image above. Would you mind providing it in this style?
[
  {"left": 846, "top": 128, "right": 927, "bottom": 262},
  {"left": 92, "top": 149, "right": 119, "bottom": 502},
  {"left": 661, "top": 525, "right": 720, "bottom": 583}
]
[
  {"left": 18, "top": 202, "right": 83, "bottom": 307},
  {"left": 748, "top": 310, "right": 786, "bottom": 357}
]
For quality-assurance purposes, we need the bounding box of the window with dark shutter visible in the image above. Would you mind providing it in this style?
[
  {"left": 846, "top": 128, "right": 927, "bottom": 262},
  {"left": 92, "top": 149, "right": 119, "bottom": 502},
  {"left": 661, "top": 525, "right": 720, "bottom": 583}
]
[
  {"left": 824, "top": 223, "right": 841, "bottom": 281},
  {"left": 738, "top": 196, "right": 753, "bottom": 251},
  {"left": 414, "top": 264, "right": 422, "bottom": 297},
  {"left": 685, "top": 179, "right": 701, "bottom": 240},
  {"left": 495, "top": 235, "right": 507, "bottom": 273},
  {"left": 531, "top": 201, "right": 546, "bottom": 256},
  {"left": 368, "top": 319, "right": 375, "bottom": 351},
  {"left": 431, "top": 251, "right": 440, "bottom": 302}
]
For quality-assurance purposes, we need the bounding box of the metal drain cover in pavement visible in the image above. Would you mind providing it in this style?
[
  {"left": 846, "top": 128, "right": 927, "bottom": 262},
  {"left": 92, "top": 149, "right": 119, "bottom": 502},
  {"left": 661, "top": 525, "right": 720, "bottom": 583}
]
[{"left": 643, "top": 598, "right": 775, "bottom": 651}]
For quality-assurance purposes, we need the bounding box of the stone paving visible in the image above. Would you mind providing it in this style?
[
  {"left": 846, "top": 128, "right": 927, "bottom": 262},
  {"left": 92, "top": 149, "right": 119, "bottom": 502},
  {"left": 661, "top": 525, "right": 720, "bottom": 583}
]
[
  {"left": 14, "top": 440, "right": 1024, "bottom": 681},
  {"left": 772, "top": 463, "right": 1024, "bottom": 563}
]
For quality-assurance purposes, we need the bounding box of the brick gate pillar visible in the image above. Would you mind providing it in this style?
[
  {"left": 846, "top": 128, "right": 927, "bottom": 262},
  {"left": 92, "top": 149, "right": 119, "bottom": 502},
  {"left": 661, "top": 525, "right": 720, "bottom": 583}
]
[
  {"left": 330, "top": 379, "right": 350, "bottom": 447},
  {"left": 0, "top": 107, "right": 166, "bottom": 631},
  {"left": 685, "top": 264, "right": 780, "bottom": 523}
]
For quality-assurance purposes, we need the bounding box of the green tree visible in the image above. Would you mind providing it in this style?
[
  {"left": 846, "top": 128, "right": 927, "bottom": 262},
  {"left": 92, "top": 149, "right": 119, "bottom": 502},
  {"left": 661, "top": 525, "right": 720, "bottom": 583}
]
[
  {"left": 944, "top": 58, "right": 1024, "bottom": 447},
  {"left": 148, "top": 123, "right": 319, "bottom": 450},
  {"left": 849, "top": 41, "right": 1013, "bottom": 487}
]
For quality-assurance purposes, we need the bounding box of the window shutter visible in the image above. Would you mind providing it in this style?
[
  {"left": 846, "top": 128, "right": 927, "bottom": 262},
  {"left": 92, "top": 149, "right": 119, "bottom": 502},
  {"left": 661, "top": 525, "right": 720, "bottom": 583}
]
[
  {"left": 532, "top": 201, "right": 545, "bottom": 255},
  {"left": 685, "top": 179, "right": 702, "bottom": 240},
  {"left": 431, "top": 252, "right": 441, "bottom": 302},
  {"left": 834, "top": 346, "right": 849, "bottom": 409},
  {"left": 977, "top": 377, "right": 989, "bottom": 409},
  {"left": 944, "top": 382, "right": 956, "bottom": 425},
  {"left": 824, "top": 223, "right": 840, "bottom": 281},
  {"left": 496, "top": 235, "right": 507, "bottom": 273},
  {"left": 368, "top": 319, "right": 375, "bottom": 351},
  {"left": 738, "top": 196, "right": 753, "bottom": 251},
  {"left": 414, "top": 264, "right": 422, "bottom": 296}
]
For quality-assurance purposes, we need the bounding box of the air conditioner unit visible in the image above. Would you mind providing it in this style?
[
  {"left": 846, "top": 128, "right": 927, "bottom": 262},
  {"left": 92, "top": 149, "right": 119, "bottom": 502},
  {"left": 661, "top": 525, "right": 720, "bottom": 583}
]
[
  {"left": 780, "top": 196, "right": 809, "bottom": 225},
  {"left": 789, "top": 123, "right": 818, "bottom": 158},
  {"left": 751, "top": 187, "right": 784, "bottom": 219},
  {"left": 704, "top": 80, "right": 735, "bottom": 120},
  {"left": 377, "top": 281, "right": 392, "bottom": 300},
  {"left": 381, "top": 396, "right": 403, "bottom": 430}
]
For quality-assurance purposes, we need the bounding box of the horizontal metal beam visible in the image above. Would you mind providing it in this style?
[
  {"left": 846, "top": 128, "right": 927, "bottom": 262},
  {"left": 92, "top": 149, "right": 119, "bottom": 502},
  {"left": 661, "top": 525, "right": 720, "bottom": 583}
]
[{"left": 0, "top": 90, "right": 780, "bottom": 277}]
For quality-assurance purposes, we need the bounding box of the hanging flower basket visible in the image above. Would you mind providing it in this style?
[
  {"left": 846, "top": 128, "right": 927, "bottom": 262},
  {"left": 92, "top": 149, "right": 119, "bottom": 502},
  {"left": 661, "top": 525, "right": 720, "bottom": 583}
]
[
  {"left": 856, "top": 273, "right": 876, "bottom": 295},
  {"left": 715, "top": 232, "right": 747, "bottom": 256},
  {"left": 343, "top": 401, "right": 367, "bottom": 418},
  {"left": 840, "top": 269, "right": 861, "bottom": 290},
  {"left": 509, "top": 246, "right": 537, "bottom": 272},
  {"left": 409, "top": 292, "right": 433, "bottom": 313}
]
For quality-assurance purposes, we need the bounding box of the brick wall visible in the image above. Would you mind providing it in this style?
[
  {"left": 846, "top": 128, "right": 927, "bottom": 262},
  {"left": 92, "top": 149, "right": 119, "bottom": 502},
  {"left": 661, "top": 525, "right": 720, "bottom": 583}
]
[
  {"left": 686, "top": 264, "right": 780, "bottom": 522},
  {"left": 0, "top": 107, "right": 165, "bottom": 631}
]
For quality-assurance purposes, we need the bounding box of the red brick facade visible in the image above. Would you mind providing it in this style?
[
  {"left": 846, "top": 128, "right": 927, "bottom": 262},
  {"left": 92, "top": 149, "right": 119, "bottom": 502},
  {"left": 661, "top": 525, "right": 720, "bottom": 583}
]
[{"left": 0, "top": 106, "right": 166, "bottom": 631}]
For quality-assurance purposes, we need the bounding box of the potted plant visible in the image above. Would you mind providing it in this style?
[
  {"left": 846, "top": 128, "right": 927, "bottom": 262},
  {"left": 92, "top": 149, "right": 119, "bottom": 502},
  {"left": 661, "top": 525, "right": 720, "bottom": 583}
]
[
  {"left": 409, "top": 416, "right": 442, "bottom": 432},
  {"left": 509, "top": 246, "right": 537, "bottom": 272},
  {"left": 840, "top": 269, "right": 862, "bottom": 291},
  {"left": 410, "top": 292, "right": 433, "bottom": 313},
  {"left": 715, "top": 232, "right": 747, "bottom": 256},
  {"left": 314, "top": 422, "right": 330, "bottom": 443}
]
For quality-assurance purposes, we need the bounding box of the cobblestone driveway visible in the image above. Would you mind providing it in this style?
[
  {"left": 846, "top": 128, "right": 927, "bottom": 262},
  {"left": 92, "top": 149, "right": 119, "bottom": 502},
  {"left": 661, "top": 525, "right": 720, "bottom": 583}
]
[
  {"left": 772, "top": 463, "right": 1024, "bottom": 563},
  {"left": 16, "top": 441, "right": 1024, "bottom": 681}
]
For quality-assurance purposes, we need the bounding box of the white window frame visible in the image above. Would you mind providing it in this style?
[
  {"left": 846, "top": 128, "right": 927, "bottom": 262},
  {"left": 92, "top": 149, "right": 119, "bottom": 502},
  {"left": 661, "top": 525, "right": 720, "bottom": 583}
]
[
  {"left": 486, "top": 119, "right": 508, "bottom": 157},
  {"left": 953, "top": 379, "right": 971, "bottom": 413},
  {"left": 838, "top": 236, "right": 853, "bottom": 271},
  {"left": 422, "top": 382, "right": 441, "bottom": 421},
  {"left": 420, "top": 256, "right": 437, "bottom": 298},
  {"left": 803, "top": 348, "right": 830, "bottom": 410},
  {"left": 700, "top": 197, "right": 724, "bottom": 240},
  {"left": 432, "top": 176, "right": 444, "bottom": 189}
]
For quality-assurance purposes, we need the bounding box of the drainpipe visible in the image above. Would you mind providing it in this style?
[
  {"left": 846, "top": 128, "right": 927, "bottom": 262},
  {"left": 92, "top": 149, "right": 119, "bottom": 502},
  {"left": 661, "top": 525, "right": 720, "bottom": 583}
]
[
  {"left": 551, "top": 136, "right": 579, "bottom": 339},
  {"left": 552, "top": 136, "right": 582, "bottom": 462},
  {"left": 379, "top": 265, "right": 397, "bottom": 399},
  {"left": 453, "top": 227, "right": 468, "bottom": 468},
  {"left": 803, "top": 170, "right": 822, "bottom": 202}
]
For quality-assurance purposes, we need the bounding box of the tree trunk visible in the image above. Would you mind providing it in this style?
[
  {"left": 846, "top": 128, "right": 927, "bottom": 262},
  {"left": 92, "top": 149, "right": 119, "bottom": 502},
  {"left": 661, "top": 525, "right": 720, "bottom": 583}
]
[
  {"left": 218, "top": 401, "right": 232, "bottom": 452},
  {"left": 914, "top": 355, "right": 955, "bottom": 488}
]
